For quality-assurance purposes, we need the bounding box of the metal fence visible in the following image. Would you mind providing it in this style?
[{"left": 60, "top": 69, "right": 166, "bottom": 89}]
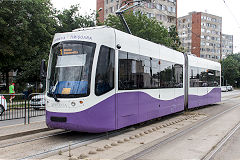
[{"left": 0, "top": 93, "right": 45, "bottom": 124}]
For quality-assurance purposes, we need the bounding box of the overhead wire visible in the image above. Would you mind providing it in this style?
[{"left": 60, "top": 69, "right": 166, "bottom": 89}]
[
  {"left": 221, "top": 0, "right": 240, "bottom": 52},
  {"left": 221, "top": 0, "right": 240, "bottom": 28},
  {"left": 117, "top": 1, "right": 235, "bottom": 52}
]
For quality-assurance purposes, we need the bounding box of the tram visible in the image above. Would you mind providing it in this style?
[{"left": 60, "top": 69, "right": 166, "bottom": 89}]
[{"left": 45, "top": 26, "right": 221, "bottom": 133}]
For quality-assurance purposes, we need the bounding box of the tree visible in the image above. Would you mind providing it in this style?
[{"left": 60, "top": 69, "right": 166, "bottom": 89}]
[
  {"left": 221, "top": 53, "right": 240, "bottom": 86},
  {"left": 0, "top": 0, "right": 56, "bottom": 91},
  {"left": 54, "top": 5, "right": 95, "bottom": 33},
  {"left": 104, "top": 11, "right": 183, "bottom": 52}
]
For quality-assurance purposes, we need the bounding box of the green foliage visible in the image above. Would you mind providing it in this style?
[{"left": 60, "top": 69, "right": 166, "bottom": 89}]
[
  {"left": 0, "top": 2, "right": 96, "bottom": 91},
  {"left": 54, "top": 5, "right": 95, "bottom": 33},
  {"left": 105, "top": 11, "right": 183, "bottom": 52},
  {"left": 221, "top": 53, "right": 240, "bottom": 86},
  {"left": 0, "top": 0, "right": 56, "bottom": 90},
  {"left": 0, "top": 3, "right": 184, "bottom": 91}
]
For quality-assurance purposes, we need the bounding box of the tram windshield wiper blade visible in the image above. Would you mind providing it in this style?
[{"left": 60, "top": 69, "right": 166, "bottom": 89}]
[{"left": 53, "top": 93, "right": 60, "bottom": 102}]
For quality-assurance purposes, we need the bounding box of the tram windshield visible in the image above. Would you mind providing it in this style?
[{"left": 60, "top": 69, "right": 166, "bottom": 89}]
[{"left": 47, "top": 41, "right": 96, "bottom": 98}]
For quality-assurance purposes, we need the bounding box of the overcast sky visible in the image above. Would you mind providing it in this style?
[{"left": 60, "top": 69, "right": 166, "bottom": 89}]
[{"left": 51, "top": 0, "right": 240, "bottom": 53}]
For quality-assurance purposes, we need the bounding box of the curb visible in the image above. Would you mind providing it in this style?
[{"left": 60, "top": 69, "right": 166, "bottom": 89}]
[{"left": 0, "top": 127, "right": 51, "bottom": 141}]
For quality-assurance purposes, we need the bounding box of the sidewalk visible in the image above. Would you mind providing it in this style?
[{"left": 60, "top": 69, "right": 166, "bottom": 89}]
[{"left": 0, "top": 115, "right": 45, "bottom": 127}]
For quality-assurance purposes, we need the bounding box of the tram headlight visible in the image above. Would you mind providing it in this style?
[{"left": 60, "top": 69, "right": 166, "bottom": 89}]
[{"left": 71, "top": 102, "right": 76, "bottom": 106}]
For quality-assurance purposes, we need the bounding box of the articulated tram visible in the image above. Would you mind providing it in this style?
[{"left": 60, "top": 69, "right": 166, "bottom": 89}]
[{"left": 45, "top": 26, "right": 221, "bottom": 133}]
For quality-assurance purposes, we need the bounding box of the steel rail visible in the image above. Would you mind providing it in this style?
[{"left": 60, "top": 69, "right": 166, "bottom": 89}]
[
  {"left": 125, "top": 103, "right": 240, "bottom": 160},
  {"left": 202, "top": 121, "right": 240, "bottom": 160},
  {"left": 17, "top": 127, "right": 136, "bottom": 160},
  {"left": 221, "top": 93, "right": 240, "bottom": 102},
  {"left": 0, "top": 130, "right": 71, "bottom": 149}
]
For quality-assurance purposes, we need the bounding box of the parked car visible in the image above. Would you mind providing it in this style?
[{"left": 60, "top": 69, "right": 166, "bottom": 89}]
[
  {"left": 0, "top": 95, "right": 7, "bottom": 115},
  {"left": 30, "top": 94, "right": 45, "bottom": 110},
  {"left": 221, "top": 86, "right": 228, "bottom": 92},
  {"left": 226, "top": 85, "right": 233, "bottom": 91}
]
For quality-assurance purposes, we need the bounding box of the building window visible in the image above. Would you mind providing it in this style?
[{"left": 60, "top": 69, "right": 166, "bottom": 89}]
[
  {"left": 172, "top": 7, "right": 176, "bottom": 13},
  {"left": 110, "top": 6, "right": 114, "bottom": 13},
  {"left": 147, "top": 3, "right": 154, "bottom": 9},
  {"left": 147, "top": 13, "right": 155, "bottom": 18},
  {"left": 167, "top": 6, "right": 173, "bottom": 12}
]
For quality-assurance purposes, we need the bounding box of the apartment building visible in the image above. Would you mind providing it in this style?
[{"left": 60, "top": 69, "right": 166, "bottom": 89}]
[
  {"left": 221, "top": 34, "right": 233, "bottom": 58},
  {"left": 97, "top": 0, "right": 177, "bottom": 28},
  {"left": 178, "top": 12, "right": 223, "bottom": 62}
]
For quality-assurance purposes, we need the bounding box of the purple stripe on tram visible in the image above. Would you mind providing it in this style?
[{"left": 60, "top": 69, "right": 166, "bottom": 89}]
[
  {"left": 116, "top": 92, "right": 184, "bottom": 129},
  {"left": 46, "top": 95, "right": 116, "bottom": 133},
  {"left": 46, "top": 88, "right": 220, "bottom": 133},
  {"left": 188, "top": 88, "right": 221, "bottom": 109}
]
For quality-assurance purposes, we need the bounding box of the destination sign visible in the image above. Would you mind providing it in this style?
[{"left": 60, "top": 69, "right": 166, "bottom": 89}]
[{"left": 63, "top": 49, "right": 79, "bottom": 55}]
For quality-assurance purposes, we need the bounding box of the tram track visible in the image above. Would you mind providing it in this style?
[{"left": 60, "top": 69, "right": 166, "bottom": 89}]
[
  {"left": 124, "top": 102, "right": 240, "bottom": 160},
  {"left": 27, "top": 95, "right": 240, "bottom": 160},
  {"left": 1, "top": 92, "right": 239, "bottom": 160},
  {"left": 4, "top": 111, "right": 189, "bottom": 160},
  {"left": 202, "top": 121, "right": 240, "bottom": 160},
  {"left": 221, "top": 94, "right": 240, "bottom": 102},
  {"left": 17, "top": 126, "right": 137, "bottom": 160},
  {"left": 0, "top": 130, "right": 71, "bottom": 149}
]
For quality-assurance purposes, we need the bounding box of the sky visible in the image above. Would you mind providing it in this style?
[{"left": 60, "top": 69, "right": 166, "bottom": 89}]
[{"left": 51, "top": 0, "right": 240, "bottom": 53}]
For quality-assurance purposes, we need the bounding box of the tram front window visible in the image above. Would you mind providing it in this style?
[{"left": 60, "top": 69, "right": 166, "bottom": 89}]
[{"left": 47, "top": 41, "right": 96, "bottom": 98}]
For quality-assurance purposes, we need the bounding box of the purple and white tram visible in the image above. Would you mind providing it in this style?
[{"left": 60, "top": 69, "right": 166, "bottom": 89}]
[{"left": 45, "top": 26, "right": 221, "bottom": 133}]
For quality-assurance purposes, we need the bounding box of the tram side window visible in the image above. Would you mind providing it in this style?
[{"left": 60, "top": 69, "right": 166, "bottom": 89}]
[
  {"left": 118, "top": 51, "right": 183, "bottom": 89},
  {"left": 190, "top": 66, "right": 199, "bottom": 87},
  {"left": 118, "top": 51, "right": 140, "bottom": 90},
  {"left": 215, "top": 71, "right": 220, "bottom": 87},
  {"left": 173, "top": 64, "right": 183, "bottom": 88},
  {"left": 139, "top": 55, "right": 151, "bottom": 89},
  {"left": 208, "top": 70, "right": 220, "bottom": 87},
  {"left": 160, "top": 60, "right": 174, "bottom": 88},
  {"left": 151, "top": 58, "right": 161, "bottom": 88},
  {"left": 137, "top": 56, "right": 160, "bottom": 89},
  {"left": 95, "top": 46, "right": 115, "bottom": 96},
  {"left": 190, "top": 67, "right": 220, "bottom": 87},
  {"left": 207, "top": 69, "right": 215, "bottom": 87},
  {"left": 199, "top": 68, "right": 208, "bottom": 87}
]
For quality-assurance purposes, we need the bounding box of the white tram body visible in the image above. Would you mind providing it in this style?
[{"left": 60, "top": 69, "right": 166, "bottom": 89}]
[{"left": 45, "top": 26, "right": 221, "bottom": 133}]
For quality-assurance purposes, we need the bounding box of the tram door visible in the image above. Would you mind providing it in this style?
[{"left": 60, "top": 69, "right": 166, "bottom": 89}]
[
  {"left": 95, "top": 45, "right": 116, "bottom": 131},
  {"left": 117, "top": 51, "right": 139, "bottom": 129}
]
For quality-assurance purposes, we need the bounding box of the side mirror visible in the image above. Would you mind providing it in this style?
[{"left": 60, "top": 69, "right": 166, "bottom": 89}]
[{"left": 40, "top": 59, "right": 47, "bottom": 80}]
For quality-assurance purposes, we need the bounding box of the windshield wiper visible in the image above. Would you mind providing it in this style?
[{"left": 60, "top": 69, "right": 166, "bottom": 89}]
[
  {"left": 53, "top": 94, "right": 60, "bottom": 102},
  {"left": 49, "top": 79, "right": 60, "bottom": 102}
]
